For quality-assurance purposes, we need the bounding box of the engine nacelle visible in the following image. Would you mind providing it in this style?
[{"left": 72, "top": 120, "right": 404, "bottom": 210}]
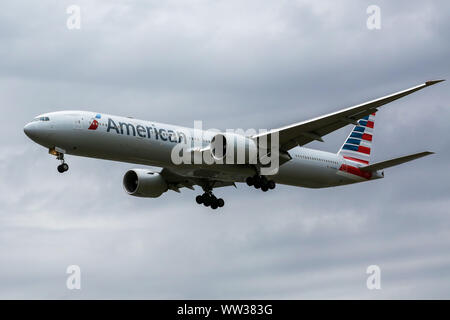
[
  {"left": 210, "top": 132, "right": 258, "bottom": 164},
  {"left": 123, "top": 169, "right": 168, "bottom": 198}
]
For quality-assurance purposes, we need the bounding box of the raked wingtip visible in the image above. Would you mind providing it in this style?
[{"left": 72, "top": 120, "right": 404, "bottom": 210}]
[{"left": 425, "top": 79, "right": 445, "bottom": 86}]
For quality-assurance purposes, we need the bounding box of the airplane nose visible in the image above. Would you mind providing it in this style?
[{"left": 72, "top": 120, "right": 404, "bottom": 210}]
[{"left": 23, "top": 122, "right": 38, "bottom": 139}]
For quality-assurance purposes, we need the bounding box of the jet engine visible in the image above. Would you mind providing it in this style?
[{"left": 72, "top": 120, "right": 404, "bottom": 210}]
[
  {"left": 123, "top": 169, "right": 168, "bottom": 198},
  {"left": 210, "top": 132, "right": 258, "bottom": 164}
]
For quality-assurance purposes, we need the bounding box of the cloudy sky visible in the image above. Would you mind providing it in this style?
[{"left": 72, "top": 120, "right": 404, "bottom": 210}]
[{"left": 0, "top": 0, "right": 449, "bottom": 299}]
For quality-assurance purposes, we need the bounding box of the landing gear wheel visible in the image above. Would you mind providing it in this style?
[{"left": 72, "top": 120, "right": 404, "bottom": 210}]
[
  {"left": 268, "top": 180, "right": 276, "bottom": 190},
  {"left": 260, "top": 176, "right": 268, "bottom": 185},
  {"left": 202, "top": 193, "right": 212, "bottom": 207},
  {"left": 197, "top": 190, "right": 224, "bottom": 210},
  {"left": 248, "top": 174, "right": 275, "bottom": 192},
  {"left": 57, "top": 163, "right": 69, "bottom": 173}
]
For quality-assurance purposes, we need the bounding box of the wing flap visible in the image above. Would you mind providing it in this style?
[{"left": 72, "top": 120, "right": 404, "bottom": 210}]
[{"left": 360, "top": 151, "right": 434, "bottom": 172}]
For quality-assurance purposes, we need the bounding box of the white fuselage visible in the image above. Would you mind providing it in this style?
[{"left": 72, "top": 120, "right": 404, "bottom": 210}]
[{"left": 23, "top": 111, "right": 382, "bottom": 188}]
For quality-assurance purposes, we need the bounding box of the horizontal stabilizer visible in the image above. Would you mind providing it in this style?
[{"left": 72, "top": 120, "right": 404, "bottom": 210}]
[{"left": 360, "top": 151, "right": 434, "bottom": 172}]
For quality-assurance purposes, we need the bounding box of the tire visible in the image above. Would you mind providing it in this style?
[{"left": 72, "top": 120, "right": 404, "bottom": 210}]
[
  {"left": 62, "top": 163, "right": 69, "bottom": 172},
  {"left": 211, "top": 202, "right": 218, "bottom": 209},
  {"left": 246, "top": 177, "right": 254, "bottom": 186},
  {"left": 203, "top": 194, "right": 211, "bottom": 206},
  {"left": 57, "top": 165, "right": 65, "bottom": 173},
  {"left": 261, "top": 185, "right": 269, "bottom": 192},
  {"left": 196, "top": 195, "right": 203, "bottom": 204},
  {"left": 217, "top": 198, "right": 225, "bottom": 207},
  {"left": 268, "top": 180, "right": 276, "bottom": 189},
  {"left": 254, "top": 182, "right": 261, "bottom": 189}
]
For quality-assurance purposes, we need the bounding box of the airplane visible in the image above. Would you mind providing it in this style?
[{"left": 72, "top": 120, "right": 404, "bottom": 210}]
[{"left": 23, "top": 80, "right": 444, "bottom": 210}]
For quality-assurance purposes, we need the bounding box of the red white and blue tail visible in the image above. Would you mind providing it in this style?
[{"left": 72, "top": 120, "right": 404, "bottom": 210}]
[{"left": 338, "top": 113, "right": 376, "bottom": 165}]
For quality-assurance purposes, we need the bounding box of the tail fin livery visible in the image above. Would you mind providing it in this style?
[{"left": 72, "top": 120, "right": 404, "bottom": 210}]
[{"left": 338, "top": 113, "right": 376, "bottom": 165}]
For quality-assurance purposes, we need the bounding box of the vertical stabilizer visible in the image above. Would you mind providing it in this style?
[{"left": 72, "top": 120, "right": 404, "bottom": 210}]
[{"left": 338, "top": 113, "right": 376, "bottom": 165}]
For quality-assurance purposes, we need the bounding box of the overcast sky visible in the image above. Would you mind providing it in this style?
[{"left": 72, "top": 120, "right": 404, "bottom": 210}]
[{"left": 0, "top": 0, "right": 449, "bottom": 299}]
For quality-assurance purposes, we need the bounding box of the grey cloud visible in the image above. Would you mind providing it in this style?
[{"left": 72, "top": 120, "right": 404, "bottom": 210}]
[{"left": 0, "top": 0, "right": 449, "bottom": 299}]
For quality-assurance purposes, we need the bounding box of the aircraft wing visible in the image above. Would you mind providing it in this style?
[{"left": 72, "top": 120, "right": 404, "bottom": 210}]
[{"left": 253, "top": 80, "right": 444, "bottom": 151}]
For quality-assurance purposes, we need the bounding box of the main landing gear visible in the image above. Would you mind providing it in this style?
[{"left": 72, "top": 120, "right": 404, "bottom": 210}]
[
  {"left": 195, "top": 192, "right": 225, "bottom": 210},
  {"left": 246, "top": 175, "right": 276, "bottom": 192}
]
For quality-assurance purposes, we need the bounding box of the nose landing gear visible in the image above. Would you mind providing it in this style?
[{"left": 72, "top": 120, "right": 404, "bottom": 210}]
[
  {"left": 50, "top": 148, "right": 69, "bottom": 173},
  {"left": 195, "top": 192, "right": 225, "bottom": 210},
  {"left": 246, "top": 175, "right": 276, "bottom": 192}
]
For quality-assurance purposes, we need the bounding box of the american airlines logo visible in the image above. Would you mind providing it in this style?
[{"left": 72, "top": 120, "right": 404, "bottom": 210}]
[
  {"left": 88, "top": 119, "right": 99, "bottom": 130},
  {"left": 105, "top": 118, "right": 187, "bottom": 143},
  {"left": 88, "top": 114, "right": 101, "bottom": 130}
]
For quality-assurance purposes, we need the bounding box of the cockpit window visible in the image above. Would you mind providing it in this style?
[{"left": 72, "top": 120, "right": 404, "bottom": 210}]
[{"left": 33, "top": 117, "right": 50, "bottom": 122}]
